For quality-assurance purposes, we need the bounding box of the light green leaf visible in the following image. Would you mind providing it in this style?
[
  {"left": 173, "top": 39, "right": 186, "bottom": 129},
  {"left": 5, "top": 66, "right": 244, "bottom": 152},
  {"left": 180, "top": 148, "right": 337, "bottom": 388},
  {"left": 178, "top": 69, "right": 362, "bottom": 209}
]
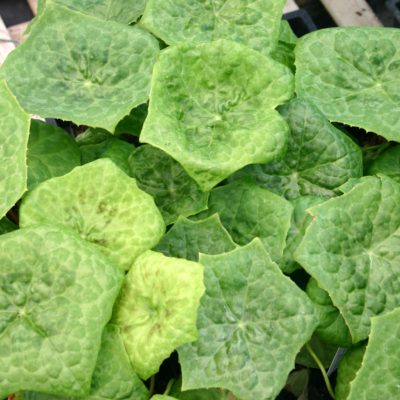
[
  {"left": 170, "top": 379, "right": 237, "bottom": 400},
  {"left": 306, "top": 278, "right": 352, "bottom": 347},
  {"left": 140, "top": 40, "right": 294, "bottom": 191},
  {"left": 282, "top": 196, "right": 326, "bottom": 273},
  {"left": 295, "top": 175, "right": 400, "bottom": 343},
  {"left": 151, "top": 396, "right": 177, "bottom": 400},
  {"left": 88, "top": 324, "right": 148, "bottom": 400},
  {"left": 113, "top": 251, "right": 205, "bottom": 379},
  {"left": 77, "top": 128, "right": 134, "bottom": 175},
  {"left": 0, "top": 4, "right": 159, "bottom": 132},
  {"left": 178, "top": 240, "right": 318, "bottom": 400},
  {"left": 39, "top": 0, "right": 146, "bottom": 24},
  {"left": 0, "top": 80, "right": 30, "bottom": 219},
  {"left": 335, "top": 346, "right": 365, "bottom": 400},
  {"left": 0, "top": 218, "right": 17, "bottom": 235},
  {"left": 271, "top": 21, "right": 297, "bottom": 70},
  {"left": 20, "top": 159, "right": 165, "bottom": 271},
  {"left": 346, "top": 308, "right": 400, "bottom": 400},
  {"left": 367, "top": 145, "right": 400, "bottom": 183},
  {"left": 155, "top": 214, "right": 237, "bottom": 261},
  {"left": 231, "top": 99, "right": 363, "bottom": 199},
  {"left": 295, "top": 27, "right": 400, "bottom": 141},
  {"left": 196, "top": 179, "right": 293, "bottom": 261},
  {"left": 0, "top": 226, "right": 123, "bottom": 397},
  {"left": 140, "top": 0, "right": 286, "bottom": 55},
  {"left": 128, "top": 145, "right": 209, "bottom": 225},
  {"left": 27, "top": 120, "right": 80, "bottom": 190}
]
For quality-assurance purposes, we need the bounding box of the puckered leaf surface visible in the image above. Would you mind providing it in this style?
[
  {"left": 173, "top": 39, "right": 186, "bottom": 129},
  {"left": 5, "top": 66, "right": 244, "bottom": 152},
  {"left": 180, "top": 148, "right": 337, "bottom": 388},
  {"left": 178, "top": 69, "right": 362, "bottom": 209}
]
[
  {"left": 335, "top": 346, "right": 365, "bottom": 400},
  {"left": 0, "top": 226, "right": 123, "bottom": 397},
  {"left": 346, "top": 308, "right": 400, "bottom": 400},
  {"left": 295, "top": 27, "right": 400, "bottom": 141},
  {"left": 20, "top": 159, "right": 165, "bottom": 271},
  {"left": 155, "top": 214, "right": 237, "bottom": 261},
  {"left": 140, "top": 0, "right": 286, "bottom": 55},
  {"left": 367, "top": 145, "right": 400, "bottom": 183},
  {"left": 27, "top": 120, "right": 81, "bottom": 190},
  {"left": 38, "top": 0, "right": 146, "bottom": 24},
  {"left": 0, "top": 80, "right": 30, "bottom": 219},
  {"left": 196, "top": 179, "right": 293, "bottom": 261},
  {"left": 113, "top": 251, "right": 205, "bottom": 379},
  {"left": 140, "top": 40, "right": 293, "bottom": 191},
  {"left": 296, "top": 175, "right": 400, "bottom": 342},
  {"left": 0, "top": 4, "right": 159, "bottom": 131},
  {"left": 178, "top": 240, "right": 318, "bottom": 400},
  {"left": 231, "top": 99, "right": 362, "bottom": 199},
  {"left": 128, "top": 145, "right": 209, "bottom": 225}
]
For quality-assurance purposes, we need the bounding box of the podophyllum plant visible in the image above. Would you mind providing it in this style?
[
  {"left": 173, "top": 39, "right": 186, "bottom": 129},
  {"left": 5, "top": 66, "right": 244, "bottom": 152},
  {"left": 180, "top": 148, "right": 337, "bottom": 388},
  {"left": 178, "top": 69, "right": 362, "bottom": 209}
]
[{"left": 0, "top": 0, "right": 399, "bottom": 399}]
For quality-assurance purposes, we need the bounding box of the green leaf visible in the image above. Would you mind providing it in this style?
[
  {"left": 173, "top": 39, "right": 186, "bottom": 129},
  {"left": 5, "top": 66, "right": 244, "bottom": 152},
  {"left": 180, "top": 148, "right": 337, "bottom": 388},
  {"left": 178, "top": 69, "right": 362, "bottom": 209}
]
[
  {"left": 77, "top": 128, "right": 134, "bottom": 175},
  {"left": 27, "top": 120, "right": 81, "bottom": 190},
  {"left": 140, "top": 0, "right": 286, "bottom": 55},
  {"left": 140, "top": 40, "right": 294, "bottom": 191},
  {"left": 114, "top": 104, "right": 148, "bottom": 136},
  {"left": 155, "top": 214, "right": 237, "bottom": 261},
  {"left": 0, "top": 4, "right": 159, "bottom": 132},
  {"left": 151, "top": 396, "right": 177, "bottom": 400},
  {"left": 295, "top": 175, "right": 400, "bottom": 343},
  {"left": 231, "top": 99, "right": 363, "bottom": 199},
  {"left": 306, "top": 278, "right": 352, "bottom": 347},
  {"left": 271, "top": 21, "right": 297, "bottom": 71},
  {"left": 39, "top": 0, "right": 146, "bottom": 24},
  {"left": 113, "top": 250, "right": 205, "bottom": 379},
  {"left": 0, "top": 218, "right": 17, "bottom": 235},
  {"left": 296, "top": 335, "right": 338, "bottom": 369},
  {"left": 335, "top": 346, "right": 365, "bottom": 400},
  {"left": 295, "top": 27, "right": 400, "bottom": 141},
  {"left": 178, "top": 240, "right": 318, "bottom": 400},
  {"left": 196, "top": 179, "right": 293, "bottom": 262},
  {"left": 0, "top": 80, "right": 30, "bottom": 219},
  {"left": 0, "top": 226, "right": 123, "bottom": 397},
  {"left": 128, "top": 145, "right": 209, "bottom": 225},
  {"left": 19, "top": 159, "right": 165, "bottom": 271},
  {"left": 346, "top": 308, "right": 400, "bottom": 400},
  {"left": 367, "top": 145, "right": 400, "bottom": 183},
  {"left": 88, "top": 324, "right": 148, "bottom": 400},
  {"left": 282, "top": 196, "right": 326, "bottom": 274}
]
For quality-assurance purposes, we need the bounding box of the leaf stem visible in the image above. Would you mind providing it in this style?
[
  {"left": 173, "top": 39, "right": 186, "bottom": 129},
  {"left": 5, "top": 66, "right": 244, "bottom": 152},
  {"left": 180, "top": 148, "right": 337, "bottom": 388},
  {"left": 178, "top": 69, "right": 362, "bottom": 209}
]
[
  {"left": 148, "top": 375, "right": 156, "bottom": 397},
  {"left": 164, "top": 378, "right": 175, "bottom": 396},
  {"left": 306, "top": 342, "right": 336, "bottom": 399}
]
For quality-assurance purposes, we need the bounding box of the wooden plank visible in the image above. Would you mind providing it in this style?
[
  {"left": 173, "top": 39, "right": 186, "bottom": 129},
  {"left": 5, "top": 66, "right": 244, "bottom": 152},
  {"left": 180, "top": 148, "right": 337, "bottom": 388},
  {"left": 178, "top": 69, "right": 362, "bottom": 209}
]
[
  {"left": 8, "top": 21, "right": 30, "bottom": 44},
  {"left": 320, "top": 0, "right": 382, "bottom": 26},
  {"left": 284, "top": 0, "right": 299, "bottom": 13},
  {"left": 0, "top": 16, "right": 15, "bottom": 64},
  {"left": 27, "top": 0, "right": 38, "bottom": 15}
]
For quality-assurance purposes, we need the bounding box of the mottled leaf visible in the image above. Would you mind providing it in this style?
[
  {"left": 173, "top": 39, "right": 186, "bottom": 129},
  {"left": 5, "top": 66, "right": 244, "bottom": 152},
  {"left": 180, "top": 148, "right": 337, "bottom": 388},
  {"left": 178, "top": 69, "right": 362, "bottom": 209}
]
[
  {"left": 367, "top": 145, "right": 400, "bottom": 183},
  {"left": 0, "top": 226, "right": 123, "bottom": 397},
  {"left": 140, "top": 0, "right": 286, "bottom": 55},
  {"left": 281, "top": 196, "right": 325, "bottom": 273},
  {"left": 197, "top": 179, "right": 293, "bottom": 261},
  {"left": 20, "top": 159, "right": 165, "bottom": 271},
  {"left": 113, "top": 251, "right": 204, "bottom": 379},
  {"left": 128, "top": 145, "right": 209, "bottom": 225},
  {"left": 178, "top": 240, "right": 318, "bottom": 400},
  {"left": 27, "top": 120, "right": 80, "bottom": 190},
  {"left": 140, "top": 40, "right": 293, "bottom": 191},
  {"left": 335, "top": 346, "right": 365, "bottom": 400},
  {"left": 0, "top": 4, "right": 159, "bottom": 131},
  {"left": 306, "top": 278, "right": 352, "bottom": 347},
  {"left": 295, "top": 175, "right": 400, "bottom": 342},
  {"left": 346, "top": 308, "right": 400, "bottom": 400},
  {"left": 296, "top": 27, "right": 400, "bottom": 141},
  {"left": 231, "top": 99, "right": 362, "bottom": 199},
  {"left": 77, "top": 129, "right": 134, "bottom": 174},
  {"left": 39, "top": 0, "right": 146, "bottom": 24},
  {"left": 0, "top": 80, "right": 30, "bottom": 219},
  {"left": 155, "top": 214, "right": 237, "bottom": 261}
]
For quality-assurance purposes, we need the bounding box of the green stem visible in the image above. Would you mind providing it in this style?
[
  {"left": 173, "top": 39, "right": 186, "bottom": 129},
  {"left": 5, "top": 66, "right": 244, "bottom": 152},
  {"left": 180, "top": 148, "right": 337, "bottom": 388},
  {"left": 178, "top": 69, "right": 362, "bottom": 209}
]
[
  {"left": 306, "top": 342, "right": 336, "bottom": 399},
  {"left": 164, "top": 379, "right": 175, "bottom": 396},
  {"left": 148, "top": 375, "right": 156, "bottom": 398}
]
